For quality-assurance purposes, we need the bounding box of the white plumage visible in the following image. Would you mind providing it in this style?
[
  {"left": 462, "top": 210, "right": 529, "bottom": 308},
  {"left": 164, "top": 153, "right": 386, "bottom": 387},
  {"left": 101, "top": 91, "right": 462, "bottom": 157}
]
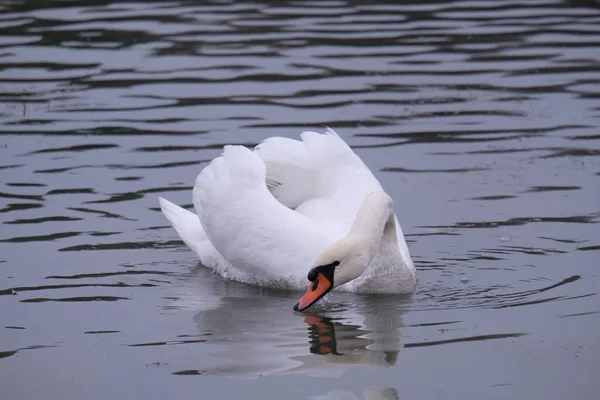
[{"left": 159, "top": 128, "right": 416, "bottom": 294}]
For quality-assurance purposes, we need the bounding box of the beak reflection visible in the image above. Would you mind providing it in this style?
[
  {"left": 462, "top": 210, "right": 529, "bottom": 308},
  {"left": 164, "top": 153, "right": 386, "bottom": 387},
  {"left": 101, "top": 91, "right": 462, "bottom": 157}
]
[{"left": 304, "top": 315, "right": 341, "bottom": 355}]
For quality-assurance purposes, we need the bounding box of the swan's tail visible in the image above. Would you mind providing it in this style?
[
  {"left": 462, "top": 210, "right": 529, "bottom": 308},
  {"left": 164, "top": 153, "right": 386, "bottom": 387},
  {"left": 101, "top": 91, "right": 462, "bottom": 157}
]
[
  {"left": 159, "top": 197, "right": 210, "bottom": 260},
  {"left": 159, "top": 196, "right": 248, "bottom": 280}
]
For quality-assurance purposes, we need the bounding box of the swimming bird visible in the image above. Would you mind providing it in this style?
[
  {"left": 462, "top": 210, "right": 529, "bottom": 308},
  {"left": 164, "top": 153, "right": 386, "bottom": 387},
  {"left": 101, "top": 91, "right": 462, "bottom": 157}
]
[{"left": 159, "top": 128, "right": 416, "bottom": 310}]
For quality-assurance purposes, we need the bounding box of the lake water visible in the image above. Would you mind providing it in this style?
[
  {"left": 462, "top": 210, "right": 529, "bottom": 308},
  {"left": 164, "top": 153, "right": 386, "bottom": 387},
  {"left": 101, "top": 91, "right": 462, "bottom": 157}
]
[{"left": 1, "top": 1, "right": 599, "bottom": 399}]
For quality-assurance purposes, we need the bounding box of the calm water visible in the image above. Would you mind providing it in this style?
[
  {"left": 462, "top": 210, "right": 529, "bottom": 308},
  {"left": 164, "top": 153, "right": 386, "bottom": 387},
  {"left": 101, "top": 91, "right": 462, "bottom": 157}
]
[{"left": 1, "top": 1, "right": 599, "bottom": 399}]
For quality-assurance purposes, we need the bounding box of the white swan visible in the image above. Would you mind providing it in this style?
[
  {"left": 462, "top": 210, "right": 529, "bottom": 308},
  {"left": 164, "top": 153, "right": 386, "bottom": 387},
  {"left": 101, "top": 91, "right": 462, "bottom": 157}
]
[{"left": 159, "top": 128, "right": 416, "bottom": 310}]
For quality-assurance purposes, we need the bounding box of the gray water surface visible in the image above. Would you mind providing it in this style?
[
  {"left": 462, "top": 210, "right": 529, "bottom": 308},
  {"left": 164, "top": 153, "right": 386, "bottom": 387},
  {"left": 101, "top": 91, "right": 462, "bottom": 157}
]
[{"left": 1, "top": 1, "right": 599, "bottom": 399}]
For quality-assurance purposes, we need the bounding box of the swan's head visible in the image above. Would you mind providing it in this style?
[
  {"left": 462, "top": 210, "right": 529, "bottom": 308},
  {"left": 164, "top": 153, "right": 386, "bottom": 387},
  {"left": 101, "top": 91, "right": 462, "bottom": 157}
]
[{"left": 293, "top": 237, "right": 371, "bottom": 312}]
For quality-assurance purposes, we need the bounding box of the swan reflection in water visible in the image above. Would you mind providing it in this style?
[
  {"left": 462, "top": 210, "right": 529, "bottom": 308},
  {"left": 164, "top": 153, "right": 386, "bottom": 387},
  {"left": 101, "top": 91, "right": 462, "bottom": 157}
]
[
  {"left": 313, "top": 387, "right": 399, "bottom": 400},
  {"left": 170, "top": 270, "right": 409, "bottom": 380},
  {"left": 303, "top": 315, "right": 399, "bottom": 366}
]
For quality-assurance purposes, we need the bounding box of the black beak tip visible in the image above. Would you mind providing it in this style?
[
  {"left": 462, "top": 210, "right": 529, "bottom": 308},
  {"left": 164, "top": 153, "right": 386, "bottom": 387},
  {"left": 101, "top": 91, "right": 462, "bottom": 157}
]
[{"left": 293, "top": 302, "right": 300, "bottom": 312}]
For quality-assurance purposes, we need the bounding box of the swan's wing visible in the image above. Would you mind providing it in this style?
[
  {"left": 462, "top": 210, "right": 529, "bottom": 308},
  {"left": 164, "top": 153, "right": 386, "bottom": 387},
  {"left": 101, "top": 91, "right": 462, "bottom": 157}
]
[
  {"left": 193, "top": 145, "right": 332, "bottom": 286},
  {"left": 255, "top": 128, "right": 383, "bottom": 231}
]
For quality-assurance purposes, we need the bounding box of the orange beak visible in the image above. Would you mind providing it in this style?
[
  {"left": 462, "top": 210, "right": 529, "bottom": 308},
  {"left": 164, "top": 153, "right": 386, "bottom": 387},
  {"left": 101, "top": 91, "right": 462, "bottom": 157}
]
[{"left": 293, "top": 272, "right": 333, "bottom": 312}]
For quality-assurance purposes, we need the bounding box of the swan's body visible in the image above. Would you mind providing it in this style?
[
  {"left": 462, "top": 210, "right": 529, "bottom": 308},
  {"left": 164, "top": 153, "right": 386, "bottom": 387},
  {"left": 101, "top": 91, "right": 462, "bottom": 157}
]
[{"left": 159, "top": 128, "right": 416, "bottom": 298}]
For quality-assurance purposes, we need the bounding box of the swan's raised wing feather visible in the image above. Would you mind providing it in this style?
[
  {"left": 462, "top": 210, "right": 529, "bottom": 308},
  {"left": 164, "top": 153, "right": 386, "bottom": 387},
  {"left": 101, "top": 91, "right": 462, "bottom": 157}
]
[
  {"left": 193, "top": 145, "right": 331, "bottom": 286},
  {"left": 255, "top": 128, "right": 383, "bottom": 232},
  {"left": 253, "top": 137, "right": 316, "bottom": 209},
  {"left": 255, "top": 128, "right": 366, "bottom": 209}
]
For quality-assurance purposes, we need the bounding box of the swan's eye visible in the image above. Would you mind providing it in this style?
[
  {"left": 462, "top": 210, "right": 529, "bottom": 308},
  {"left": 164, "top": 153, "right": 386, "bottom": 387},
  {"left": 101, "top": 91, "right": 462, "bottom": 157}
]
[{"left": 308, "top": 261, "right": 340, "bottom": 281}]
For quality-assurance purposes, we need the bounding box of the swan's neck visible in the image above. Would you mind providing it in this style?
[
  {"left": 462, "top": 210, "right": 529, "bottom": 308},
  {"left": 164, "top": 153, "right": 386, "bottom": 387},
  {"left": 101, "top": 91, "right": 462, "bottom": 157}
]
[
  {"left": 347, "top": 192, "right": 399, "bottom": 269},
  {"left": 314, "top": 191, "right": 403, "bottom": 288}
]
